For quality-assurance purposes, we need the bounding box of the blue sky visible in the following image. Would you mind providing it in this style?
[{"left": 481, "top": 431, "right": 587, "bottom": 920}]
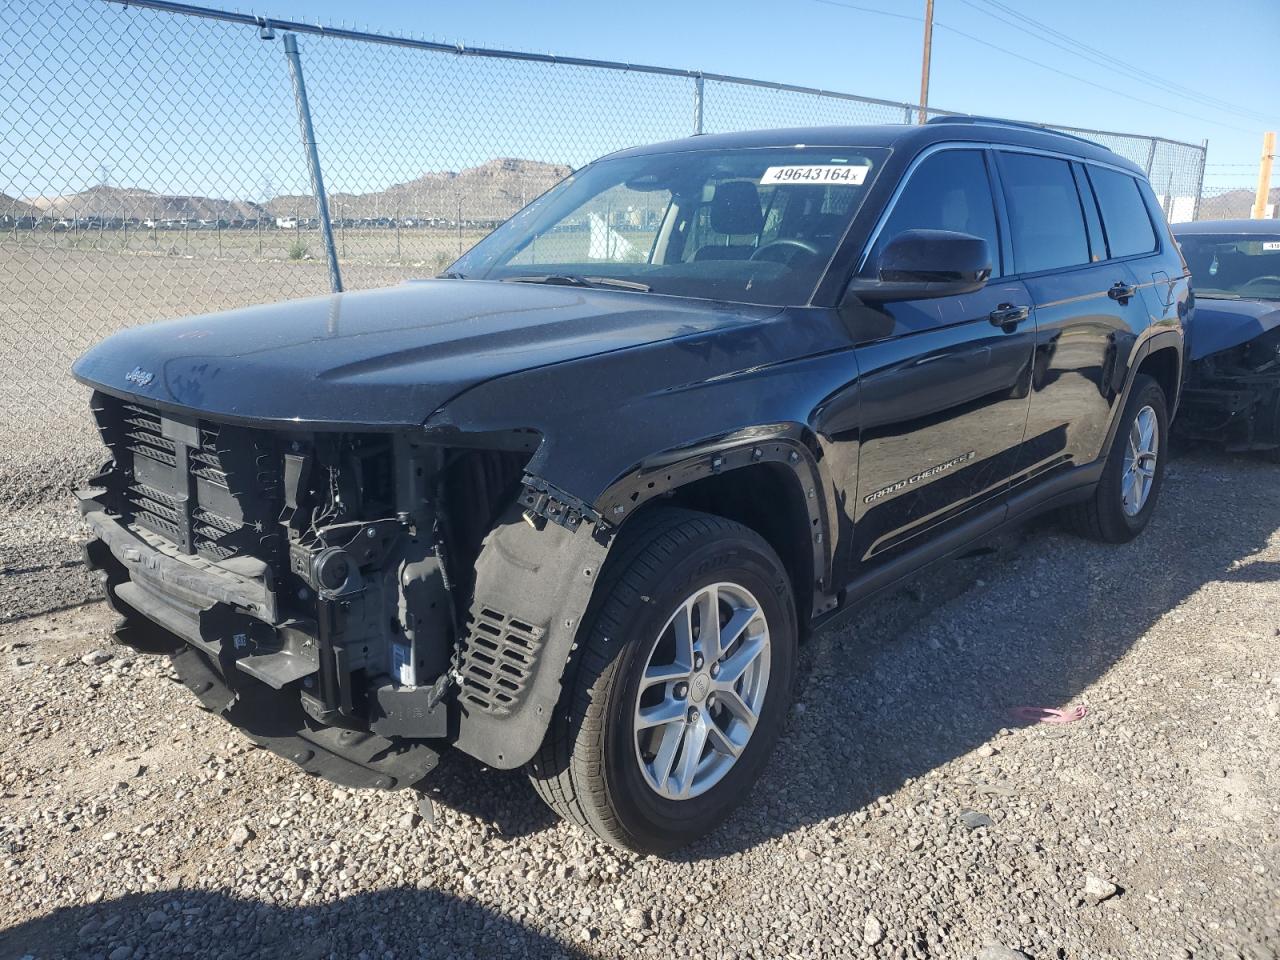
[
  {"left": 3, "top": 0, "right": 1276, "bottom": 204},
  {"left": 287, "top": 0, "right": 1277, "bottom": 185}
]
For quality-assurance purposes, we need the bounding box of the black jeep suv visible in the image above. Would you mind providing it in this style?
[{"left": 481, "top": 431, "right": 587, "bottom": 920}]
[{"left": 74, "top": 117, "right": 1188, "bottom": 853}]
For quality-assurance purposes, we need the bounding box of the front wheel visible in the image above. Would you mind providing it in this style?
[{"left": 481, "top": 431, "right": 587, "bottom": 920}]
[
  {"left": 526, "top": 508, "right": 797, "bottom": 854},
  {"left": 1068, "top": 373, "right": 1169, "bottom": 543}
]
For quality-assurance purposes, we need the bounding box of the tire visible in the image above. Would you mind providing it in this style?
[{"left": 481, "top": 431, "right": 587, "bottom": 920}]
[
  {"left": 526, "top": 507, "right": 797, "bottom": 854},
  {"left": 1068, "top": 373, "right": 1169, "bottom": 543}
]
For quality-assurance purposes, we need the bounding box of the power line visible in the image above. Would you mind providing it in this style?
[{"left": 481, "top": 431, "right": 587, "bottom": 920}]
[
  {"left": 970, "top": 0, "right": 1272, "bottom": 121},
  {"left": 807, "top": 0, "right": 1259, "bottom": 135},
  {"left": 933, "top": 20, "right": 1253, "bottom": 134},
  {"left": 957, "top": 0, "right": 1274, "bottom": 124},
  {"left": 810, "top": 0, "right": 923, "bottom": 24}
]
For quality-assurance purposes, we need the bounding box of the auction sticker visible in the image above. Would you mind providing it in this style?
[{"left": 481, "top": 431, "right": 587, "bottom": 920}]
[
  {"left": 761, "top": 164, "right": 869, "bottom": 186},
  {"left": 1263, "top": 241, "right": 1280, "bottom": 251}
]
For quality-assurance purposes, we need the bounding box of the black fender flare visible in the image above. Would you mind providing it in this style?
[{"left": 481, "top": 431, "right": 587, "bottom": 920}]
[
  {"left": 1099, "top": 326, "right": 1183, "bottom": 457},
  {"left": 592, "top": 424, "right": 838, "bottom": 616}
]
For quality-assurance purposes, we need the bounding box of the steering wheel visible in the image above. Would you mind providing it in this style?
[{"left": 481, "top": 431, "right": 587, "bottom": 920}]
[
  {"left": 749, "top": 238, "right": 821, "bottom": 265},
  {"left": 1238, "top": 276, "right": 1280, "bottom": 297}
]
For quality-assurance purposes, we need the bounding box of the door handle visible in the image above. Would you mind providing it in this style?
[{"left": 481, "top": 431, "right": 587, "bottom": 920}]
[
  {"left": 988, "top": 304, "right": 1030, "bottom": 329},
  {"left": 1108, "top": 281, "right": 1137, "bottom": 304}
]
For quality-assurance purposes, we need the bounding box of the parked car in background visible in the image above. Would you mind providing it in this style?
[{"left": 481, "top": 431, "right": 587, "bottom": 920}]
[
  {"left": 1172, "top": 219, "right": 1280, "bottom": 460},
  {"left": 73, "top": 117, "right": 1186, "bottom": 853}
]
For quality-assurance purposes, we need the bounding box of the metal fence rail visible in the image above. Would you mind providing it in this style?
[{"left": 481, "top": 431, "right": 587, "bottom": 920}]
[{"left": 0, "top": 0, "right": 1210, "bottom": 510}]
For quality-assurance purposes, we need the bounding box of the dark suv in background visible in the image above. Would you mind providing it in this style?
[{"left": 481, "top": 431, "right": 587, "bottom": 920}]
[{"left": 74, "top": 117, "right": 1188, "bottom": 853}]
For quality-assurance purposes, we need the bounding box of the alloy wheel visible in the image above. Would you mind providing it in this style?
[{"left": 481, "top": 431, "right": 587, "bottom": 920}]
[
  {"left": 631, "top": 581, "right": 771, "bottom": 800},
  {"left": 1122, "top": 404, "right": 1159, "bottom": 517}
]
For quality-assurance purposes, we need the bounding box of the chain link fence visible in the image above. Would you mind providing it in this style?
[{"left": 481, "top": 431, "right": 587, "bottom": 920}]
[
  {"left": 1, "top": 0, "right": 1212, "bottom": 513},
  {"left": 1197, "top": 185, "right": 1279, "bottom": 220}
]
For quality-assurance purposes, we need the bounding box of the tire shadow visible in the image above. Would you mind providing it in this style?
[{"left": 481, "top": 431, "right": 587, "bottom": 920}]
[{"left": 0, "top": 888, "right": 585, "bottom": 960}]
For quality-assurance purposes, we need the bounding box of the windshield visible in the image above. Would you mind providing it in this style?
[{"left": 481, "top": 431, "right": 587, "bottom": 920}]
[
  {"left": 1178, "top": 233, "right": 1280, "bottom": 301},
  {"left": 446, "top": 146, "right": 887, "bottom": 306}
]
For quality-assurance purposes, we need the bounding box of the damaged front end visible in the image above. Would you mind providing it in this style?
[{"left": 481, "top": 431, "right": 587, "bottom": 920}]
[
  {"left": 79, "top": 391, "right": 544, "bottom": 789},
  {"left": 1177, "top": 325, "right": 1280, "bottom": 458}
]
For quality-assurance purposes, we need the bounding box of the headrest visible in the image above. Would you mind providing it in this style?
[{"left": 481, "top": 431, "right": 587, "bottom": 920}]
[{"left": 710, "top": 180, "right": 763, "bottom": 235}]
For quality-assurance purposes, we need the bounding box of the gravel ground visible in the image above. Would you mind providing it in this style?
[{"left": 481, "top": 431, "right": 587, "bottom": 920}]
[{"left": 0, "top": 449, "right": 1277, "bottom": 960}]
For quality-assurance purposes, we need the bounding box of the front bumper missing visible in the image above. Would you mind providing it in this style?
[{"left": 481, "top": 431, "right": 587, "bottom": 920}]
[
  {"left": 79, "top": 492, "right": 442, "bottom": 790},
  {"left": 1176, "top": 380, "right": 1280, "bottom": 453}
]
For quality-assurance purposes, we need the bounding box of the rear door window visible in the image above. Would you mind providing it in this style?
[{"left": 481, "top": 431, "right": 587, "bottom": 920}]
[
  {"left": 998, "top": 152, "right": 1091, "bottom": 274},
  {"left": 1087, "top": 166, "right": 1158, "bottom": 258}
]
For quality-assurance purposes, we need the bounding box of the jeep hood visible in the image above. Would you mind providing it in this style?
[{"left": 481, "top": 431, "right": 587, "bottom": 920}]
[
  {"left": 73, "top": 280, "right": 778, "bottom": 428},
  {"left": 1187, "top": 297, "right": 1280, "bottom": 362}
]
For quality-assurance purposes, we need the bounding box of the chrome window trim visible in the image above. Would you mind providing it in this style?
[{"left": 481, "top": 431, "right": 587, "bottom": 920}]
[{"left": 856, "top": 139, "right": 1154, "bottom": 276}]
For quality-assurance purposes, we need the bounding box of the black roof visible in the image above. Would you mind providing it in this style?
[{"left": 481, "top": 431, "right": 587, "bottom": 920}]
[
  {"left": 1172, "top": 218, "right": 1280, "bottom": 236},
  {"left": 605, "top": 116, "right": 1144, "bottom": 177}
]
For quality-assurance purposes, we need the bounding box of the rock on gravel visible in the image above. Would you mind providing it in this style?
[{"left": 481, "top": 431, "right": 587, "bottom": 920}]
[
  {"left": 958, "top": 809, "right": 993, "bottom": 830},
  {"left": 621, "top": 908, "right": 649, "bottom": 931},
  {"left": 1084, "top": 875, "right": 1120, "bottom": 902},
  {"left": 863, "top": 914, "right": 885, "bottom": 946},
  {"left": 978, "top": 945, "right": 1031, "bottom": 960},
  {"left": 225, "top": 823, "right": 255, "bottom": 851}
]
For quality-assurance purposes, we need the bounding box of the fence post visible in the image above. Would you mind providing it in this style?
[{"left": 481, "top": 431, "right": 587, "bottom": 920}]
[
  {"left": 904, "top": 104, "right": 914, "bottom": 125},
  {"left": 282, "top": 32, "right": 343, "bottom": 293},
  {"left": 1190, "top": 139, "right": 1208, "bottom": 222},
  {"left": 692, "top": 74, "right": 704, "bottom": 136},
  {"left": 1143, "top": 138, "right": 1157, "bottom": 178}
]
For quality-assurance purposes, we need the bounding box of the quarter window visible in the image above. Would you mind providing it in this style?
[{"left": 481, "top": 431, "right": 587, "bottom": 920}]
[
  {"left": 999, "top": 153, "right": 1090, "bottom": 274},
  {"left": 867, "top": 150, "right": 1001, "bottom": 278},
  {"left": 1087, "top": 166, "right": 1157, "bottom": 258}
]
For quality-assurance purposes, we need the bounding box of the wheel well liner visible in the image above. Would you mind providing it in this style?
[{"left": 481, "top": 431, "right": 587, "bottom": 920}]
[
  {"left": 452, "top": 504, "right": 610, "bottom": 770},
  {"left": 1137, "top": 343, "right": 1182, "bottom": 414}
]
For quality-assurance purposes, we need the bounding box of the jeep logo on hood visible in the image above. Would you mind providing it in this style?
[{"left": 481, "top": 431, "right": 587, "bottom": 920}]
[{"left": 125, "top": 366, "right": 154, "bottom": 387}]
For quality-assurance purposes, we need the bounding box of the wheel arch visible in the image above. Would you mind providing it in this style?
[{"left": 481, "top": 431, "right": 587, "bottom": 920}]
[
  {"left": 593, "top": 428, "right": 838, "bottom": 625},
  {"left": 1098, "top": 328, "right": 1183, "bottom": 460}
]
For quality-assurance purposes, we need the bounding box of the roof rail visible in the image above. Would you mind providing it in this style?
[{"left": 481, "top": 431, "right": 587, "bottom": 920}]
[{"left": 926, "top": 115, "right": 1108, "bottom": 151}]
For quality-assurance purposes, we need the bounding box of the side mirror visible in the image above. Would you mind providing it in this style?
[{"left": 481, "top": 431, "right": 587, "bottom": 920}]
[{"left": 846, "top": 228, "right": 992, "bottom": 303}]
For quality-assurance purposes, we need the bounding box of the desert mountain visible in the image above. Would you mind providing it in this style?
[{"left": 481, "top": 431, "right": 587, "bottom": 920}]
[
  {"left": 1, "top": 193, "right": 43, "bottom": 218},
  {"left": 33, "top": 185, "right": 266, "bottom": 221},
  {"left": 22, "top": 158, "right": 571, "bottom": 223},
  {"left": 266, "top": 158, "right": 571, "bottom": 220},
  {"left": 1196, "top": 187, "right": 1280, "bottom": 221}
]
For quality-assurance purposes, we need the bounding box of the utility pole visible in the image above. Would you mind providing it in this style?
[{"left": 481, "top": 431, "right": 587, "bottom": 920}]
[
  {"left": 1253, "top": 131, "right": 1276, "bottom": 220},
  {"left": 917, "top": 0, "right": 935, "bottom": 124}
]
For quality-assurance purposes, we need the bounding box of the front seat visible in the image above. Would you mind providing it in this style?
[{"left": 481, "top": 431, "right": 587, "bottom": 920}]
[{"left": 692, "top": 180, "right": 764, "bottom": 261}]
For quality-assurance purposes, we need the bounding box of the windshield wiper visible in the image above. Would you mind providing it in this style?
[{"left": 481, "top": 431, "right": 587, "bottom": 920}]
[
  {"left": 501, "top": 274, "right": 651, "bottom": 292},
  {"left": 437, "top": 271, "right": 468, "bottom": 279}
]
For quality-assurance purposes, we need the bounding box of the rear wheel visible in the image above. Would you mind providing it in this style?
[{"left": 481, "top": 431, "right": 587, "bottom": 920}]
[
  {"left": 527, "top": 508, "right": 797, "bottom": 854},
  {"left": 1068, "top": 374, "right": 1169, "bottom": 542}
]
